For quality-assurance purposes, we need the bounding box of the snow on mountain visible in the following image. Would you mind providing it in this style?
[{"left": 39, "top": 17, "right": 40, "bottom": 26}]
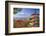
[{"left": 13, "top": 8, "right": 39, "bottom": 20}]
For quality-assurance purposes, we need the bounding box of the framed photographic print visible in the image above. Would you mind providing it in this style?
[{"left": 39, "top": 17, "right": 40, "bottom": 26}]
[{"left": 5, "top": 1, "right": 45, "bottom": 35}]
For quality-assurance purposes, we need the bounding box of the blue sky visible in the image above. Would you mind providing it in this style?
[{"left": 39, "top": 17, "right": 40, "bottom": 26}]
[{"left": 14, "top": 8, "right": 39, "bottom": 20}]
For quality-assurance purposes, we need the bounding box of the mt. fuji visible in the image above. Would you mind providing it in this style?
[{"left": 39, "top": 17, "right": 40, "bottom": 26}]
[{"left": 13, "top": 8, "right": 39, "bottom": 20}]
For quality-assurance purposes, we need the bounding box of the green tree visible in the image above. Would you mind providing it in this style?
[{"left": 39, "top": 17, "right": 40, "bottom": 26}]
[{"left": 13, "top": 8, "right": 22, "bottom": 14}]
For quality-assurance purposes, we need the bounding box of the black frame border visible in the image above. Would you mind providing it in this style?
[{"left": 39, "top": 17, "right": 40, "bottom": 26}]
[{"left": 5, "top": 1, "right": 45, "bottom": 35}]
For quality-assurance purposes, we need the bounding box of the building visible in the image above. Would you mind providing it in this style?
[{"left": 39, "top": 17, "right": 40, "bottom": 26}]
[{"left": 28, "top": 14, "right": 39, "bottom": 27}]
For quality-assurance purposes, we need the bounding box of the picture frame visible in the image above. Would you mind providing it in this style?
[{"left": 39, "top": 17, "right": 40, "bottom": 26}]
[{"left": 5, "top": 1, "right": 45, "bottom": 35}]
